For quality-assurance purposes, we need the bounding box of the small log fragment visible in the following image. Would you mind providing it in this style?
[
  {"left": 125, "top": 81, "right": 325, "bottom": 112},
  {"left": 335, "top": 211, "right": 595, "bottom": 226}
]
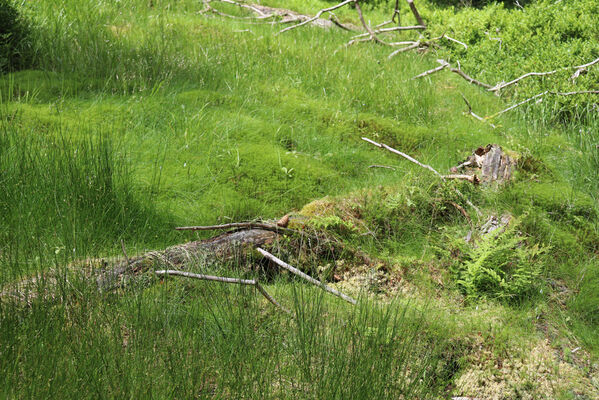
[{"left": 256, "top": 247, "right": 357, "bottom": 305}]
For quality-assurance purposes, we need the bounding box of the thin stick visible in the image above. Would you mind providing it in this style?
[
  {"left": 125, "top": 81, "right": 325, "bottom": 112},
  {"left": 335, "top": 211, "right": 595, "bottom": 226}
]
[
  {"left": 388, "top": 42, "right": 420, "bottom": 58},
  {"left": 486, "top": 90, "right": 599, "bottom": 120},
  {"left": 461, "top": 94, "right": 497, "bottom": 129},
  {"left": 443, "top": 34, "right": 468, "bottom": 50},
  {"left": 443, "top": 174, "right": 480, "bottom": 184},
  {"left": 362, "top": 137, "right": 443, "bottom": 178},
  {"left": 368, "top": 164, "right": 396, "bottom": 170},
  {"left": 412, "top": 60, "right": 493, "bottom": 89},
  {"left": 256, "top": 248, "right": 357, "bottom": 305},
  {"left": 277, "top": 0, "right": 353, "bottom": 34},
  {"left": 155, "top": 270, "right": 289, "bottom": 312},
  {"left": 120, "top": 239, "right": 130, "bottom": 266}
]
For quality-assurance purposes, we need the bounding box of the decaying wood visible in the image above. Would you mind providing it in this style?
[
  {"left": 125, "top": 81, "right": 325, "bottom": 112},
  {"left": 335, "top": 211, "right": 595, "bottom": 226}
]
[
  {"left": 96, "top": 228, "right": 279, "bottom": 290},
  {"left": 155, "top": 269, "right": 289, "bottom": 313},
  {"left": 175, "top": 222, "right": 298, "bottom": 235},
  {"left": 256, "top": 248, "right": 357, "bottom": 305},
  {"left": 450, "top": 144, "right": 515, "bottom": 184}
]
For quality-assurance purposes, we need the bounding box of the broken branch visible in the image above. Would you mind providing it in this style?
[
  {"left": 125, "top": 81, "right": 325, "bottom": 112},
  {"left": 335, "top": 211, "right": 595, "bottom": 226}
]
[
  {"left": 277, "top": 0, "right": 353, "bottom": 34},
  {"left": 155, "top": 269, "right": 289, "bottom": 313},
  {"left": 175, "top": 222, "right": 298, "bottom": 235},
  {"left": 256, "top": 247, "right": 357, "bottom": 305}
]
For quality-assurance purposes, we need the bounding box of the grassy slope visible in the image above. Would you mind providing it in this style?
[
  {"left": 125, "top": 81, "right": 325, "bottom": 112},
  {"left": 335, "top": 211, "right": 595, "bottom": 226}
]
[{"left": 1, "top": 0, "right": 598, "bottom": 398}]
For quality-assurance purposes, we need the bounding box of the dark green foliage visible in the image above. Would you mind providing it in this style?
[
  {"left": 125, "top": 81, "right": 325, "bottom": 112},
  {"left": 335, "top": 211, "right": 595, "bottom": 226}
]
[
  {"left": 0, "top": 0, "right": 31, "bottom": 72},
  {"left": 445, "top": 219, "right": 547, "bottom": 301}
]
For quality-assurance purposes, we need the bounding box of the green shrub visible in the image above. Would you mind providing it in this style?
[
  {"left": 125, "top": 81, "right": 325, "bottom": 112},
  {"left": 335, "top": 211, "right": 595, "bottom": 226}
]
[
  {"left": 450, "top": 218, "right": 548, "bottom": 301},
  {"left": 0, "top": 0, "right": 31, "bottom": 72}
]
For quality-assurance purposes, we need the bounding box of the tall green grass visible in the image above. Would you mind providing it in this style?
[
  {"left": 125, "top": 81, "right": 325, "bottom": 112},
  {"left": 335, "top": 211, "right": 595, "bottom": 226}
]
[{"left": 0, "top": 274, "right": 454, "bottom": 399}]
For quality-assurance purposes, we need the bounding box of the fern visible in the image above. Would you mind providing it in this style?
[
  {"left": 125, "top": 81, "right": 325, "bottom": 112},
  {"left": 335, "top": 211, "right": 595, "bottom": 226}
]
[{"left": 453, "top": 218, "right": 548, "bottom": 301}]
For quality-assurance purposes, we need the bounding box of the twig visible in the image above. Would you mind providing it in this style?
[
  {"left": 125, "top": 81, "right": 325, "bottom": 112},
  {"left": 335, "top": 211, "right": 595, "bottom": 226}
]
[
  {"left": 412, "top": 59, "right": 493, "bottom": 89},
  {"left": 443, "top": 34, "right": 468, "bottom": 50},
  {"left": 277, "top": 0, "right": 353, "bottom": 34},
  {"left": 461, "top": 94, "right": 497, "bottom": 128},
  {"left": 368, "top": 164, "right": 396, "bottom": 170},
  {"left": 350, "top": 25, "right": 426, "bottom": 40},
  {"left": 121, "top": 239, "right": 130, "bottom": 266},
  {"left": 388, "top": 41, "right": 421, "bottom": 58},
  {"left": 443, "top": 174, "right": 480, "bottom": 184},
  {"left": 486, "top": 90, "right": 599, "bottom": 119},
  {"left": 490, "top": 56, "right": 599, "bottom": 92},
  {"left": 256, "top": 248, "right": 357, "bottom": 305},
  {"left": 155, "top": 269, "right": 290, "bottom": 313}
]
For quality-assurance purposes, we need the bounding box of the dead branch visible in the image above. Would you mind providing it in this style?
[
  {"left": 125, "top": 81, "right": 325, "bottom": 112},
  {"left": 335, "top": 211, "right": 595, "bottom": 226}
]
[
  {"left": 406, "top": 0, "right": 425, "bottom": 27},
  {"left": 256, "top": 247, "right": 357, "bottom": 305},
  {"left": 443, "top": 34, "right": 468, "bottom": 50},
  {"left": 277, "top": 0, "right": 353, "bottom": 34},
  {"left": 490, "top": 56, "right": 599, "bottom": 93},
  {"left": 155, "top": 269, "right": 289, "bottom": 313},
  {"left": 362, "top": 137, "right": 443, "bottom": 178},
  {"left": 460, "top": 94, "right": 497, "bottom": 129},
  {"left": 368, "top": 164, "right": 396, "bottom": 170},
  {"left": 354, "top": 0, "right": 390, "bottom": 46},
  {"left": 412, "top": 59, "right": 493, "bottom": 89},
  {"left": 485, "top": 90, "right": 599, "bottom": 120},
  {"left": 388, "top": 41, "right": 421, "bottom": 58},
  {"left": 350, "top": 25, "right": 426, "bottom": 40},
  {"left": 443, "top": 174, "right": 480, "bottom": 184},
  {"left": 175, "top": 222, "right": 298, "bottom": 235},
  {"left": 362, "top": 137, "right": 482, "bottom": 216}
]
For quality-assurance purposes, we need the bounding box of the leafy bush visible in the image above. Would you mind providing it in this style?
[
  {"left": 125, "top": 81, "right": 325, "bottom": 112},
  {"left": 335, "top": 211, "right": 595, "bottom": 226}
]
[
  {"left": 449, "top": 218, "right": 548, "bottom": 301},
  {"left": 0, "top": 0, "right": 30, "bottom": 72}
]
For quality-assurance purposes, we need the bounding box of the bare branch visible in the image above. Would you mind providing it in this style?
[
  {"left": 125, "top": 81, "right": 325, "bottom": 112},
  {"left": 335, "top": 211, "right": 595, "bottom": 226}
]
[
  {"left": 175, "top": 222, "right": 298, "bottom": 236},
  {"left": 443, "top": 174, "right": 480, "bottom": 184},
  {"left": 387, "top": 41, "right": 421, "bottom": 58},
  {"left": 443, "top": 34, "right": 468, "bottom": 50},
  {"left": 277, "top": 0, "right": 353, "bottom": 34},
  {"left": 256, "top": 248, "right": 357, "bottom": 305},
  {"left": 354, "top": 0, "right": 391, "bottom": 46},
  {"left": 412, "top": 59, "right": 493, "bottom": 89},
  {"left": 155, "top": 270, "right": 290, "bottom": 312},
  {"left": 406, "top": 0, "right": 425, "bottom": 27},
  {"left": 350, "top": 25, "right": 426, "bottom": 40},
  {"left": 362, "top": 137, "right": 481, "bottom": 215},
  {"left": 486, "top": 90, "right": 599, "bottom": 119},
  {"left": 490, "top": 56, "right": 599, "bottom": 92},
  {"left": 368, "top": 164, "right": 396, "bottom": 170},
  {"left": 461, "top": 94, "right": 497, "bottom": 129}
]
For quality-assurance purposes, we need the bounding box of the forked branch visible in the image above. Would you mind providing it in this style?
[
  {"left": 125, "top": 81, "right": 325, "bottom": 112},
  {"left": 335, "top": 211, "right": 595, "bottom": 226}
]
[
  {"left": 155, "top": 269, "right": 290, "bottom": 313},
  {"left": 277, "top": 0, "right": 354, "bottom": 34}
]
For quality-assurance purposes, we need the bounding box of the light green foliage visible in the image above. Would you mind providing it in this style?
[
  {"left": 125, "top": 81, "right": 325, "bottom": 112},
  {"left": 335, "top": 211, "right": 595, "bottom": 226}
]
[{"left": 452, "top": 218, "right": 548, "bottom": 301}]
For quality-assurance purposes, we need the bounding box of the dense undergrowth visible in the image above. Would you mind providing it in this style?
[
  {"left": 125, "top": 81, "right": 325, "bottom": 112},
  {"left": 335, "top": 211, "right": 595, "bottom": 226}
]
[{"left": 1, "top": 0, "right": 598, "bottom": 398}]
